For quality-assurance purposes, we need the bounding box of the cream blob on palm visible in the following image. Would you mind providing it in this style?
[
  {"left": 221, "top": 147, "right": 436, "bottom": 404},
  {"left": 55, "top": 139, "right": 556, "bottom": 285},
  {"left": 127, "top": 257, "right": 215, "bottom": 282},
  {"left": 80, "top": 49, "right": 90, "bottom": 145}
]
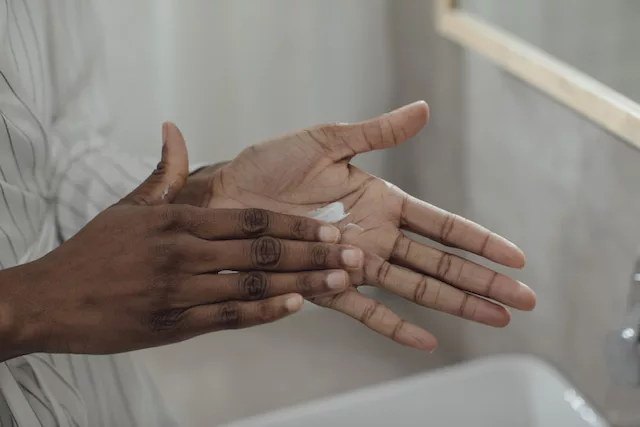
[{"left": 305, "top": 202, "right": 350, "bottom": 224}]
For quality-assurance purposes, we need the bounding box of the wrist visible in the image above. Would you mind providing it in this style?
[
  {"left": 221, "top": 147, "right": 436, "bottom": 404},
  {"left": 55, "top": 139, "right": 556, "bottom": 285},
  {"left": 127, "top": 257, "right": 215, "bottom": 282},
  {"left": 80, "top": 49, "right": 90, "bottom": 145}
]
[{"left": 0, "top": 265, "right": 43, "bottom": 361}]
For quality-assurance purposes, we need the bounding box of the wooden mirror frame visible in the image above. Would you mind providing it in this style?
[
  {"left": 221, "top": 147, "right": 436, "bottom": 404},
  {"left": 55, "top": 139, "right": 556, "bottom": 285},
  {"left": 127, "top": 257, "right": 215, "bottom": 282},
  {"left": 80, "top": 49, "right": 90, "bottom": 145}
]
[{"left": 435, "top": 0, "right": 640, "bottom": 150}]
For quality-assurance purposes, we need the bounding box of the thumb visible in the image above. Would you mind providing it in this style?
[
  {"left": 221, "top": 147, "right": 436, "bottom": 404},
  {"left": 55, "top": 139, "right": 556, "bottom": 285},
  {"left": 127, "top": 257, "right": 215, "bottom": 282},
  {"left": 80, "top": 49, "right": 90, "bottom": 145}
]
[
  {"left": 314, "top": 101, "right": 429, "bottom": 161},
  {"left": 119, "top": 122, "right": 189, "bottom": 206}
]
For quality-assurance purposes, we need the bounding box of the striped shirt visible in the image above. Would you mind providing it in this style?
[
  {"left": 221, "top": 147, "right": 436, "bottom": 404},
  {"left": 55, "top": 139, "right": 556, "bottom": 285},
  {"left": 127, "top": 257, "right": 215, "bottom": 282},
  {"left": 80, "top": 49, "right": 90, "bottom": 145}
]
[{"left": 0, "top": 1, "right": 178, "bottom": 425}]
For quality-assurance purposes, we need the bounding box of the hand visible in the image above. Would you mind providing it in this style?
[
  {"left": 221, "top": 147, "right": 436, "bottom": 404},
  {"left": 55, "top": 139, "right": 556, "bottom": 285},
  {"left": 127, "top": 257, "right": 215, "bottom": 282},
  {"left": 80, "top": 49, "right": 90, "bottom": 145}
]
[
  {"left": 179, "top": 102, "right": 536, "bottom": 352},
  {"left": 0, "top": 123, "right": 361, "bottom": 360}
]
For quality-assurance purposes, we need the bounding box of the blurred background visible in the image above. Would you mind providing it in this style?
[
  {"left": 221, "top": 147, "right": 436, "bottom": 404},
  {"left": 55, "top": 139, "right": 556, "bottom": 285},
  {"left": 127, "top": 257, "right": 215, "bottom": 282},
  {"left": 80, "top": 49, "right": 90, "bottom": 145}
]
[{"left": 96, "top": 1, "right": 640, "bottom": 426}]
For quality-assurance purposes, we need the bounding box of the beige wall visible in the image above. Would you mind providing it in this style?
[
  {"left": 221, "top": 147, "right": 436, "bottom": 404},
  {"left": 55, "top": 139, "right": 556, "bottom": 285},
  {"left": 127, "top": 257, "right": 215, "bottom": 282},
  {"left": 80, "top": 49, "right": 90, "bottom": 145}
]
[
  {"left": 391, "top": 1, "right": 640, "bottom": 425},
  {"left": 97, "top": 0, "right": 395, "bottom": 177}
]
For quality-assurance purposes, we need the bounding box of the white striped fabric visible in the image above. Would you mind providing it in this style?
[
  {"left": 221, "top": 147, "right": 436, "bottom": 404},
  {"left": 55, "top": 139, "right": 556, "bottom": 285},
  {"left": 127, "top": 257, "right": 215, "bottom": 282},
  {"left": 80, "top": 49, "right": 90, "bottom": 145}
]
[{"left": 0, "top": 1, "right": 180, "bottom": 425}]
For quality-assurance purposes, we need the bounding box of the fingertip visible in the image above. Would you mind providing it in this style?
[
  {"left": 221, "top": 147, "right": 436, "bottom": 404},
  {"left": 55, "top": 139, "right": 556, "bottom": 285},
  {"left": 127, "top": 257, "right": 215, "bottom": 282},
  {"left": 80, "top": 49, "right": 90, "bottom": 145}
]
[
  {"left": 518, "top": 282, "right": 537, "bottom": 311},
  {"left": 495, "top": 307, "right": 511, "bottom": 328},
  {"left": 420, "top": 336, "right": 438, "bottom": 353},
  {"left": 318, "top": 224, "right": 341, "bottom": 243},
  {"left": 476, "top": 302, "right": 511, "bottom": 328},
  {"left": 341, "top": 247, "right": 365, "bottom": 270},
  {"left": 412, "top": 100, "right": 430, "bottom": 123},
  {"left": 502, "top": 279, "right": 536, "bottom": 311},
  {"left": 400, "top": 100, "right": 430, "bottom": 126},
  {"left": 160, "top": 121, "right": 188, "bottom": 168},
  {"left": 492, "top": 236, "right": 526, "bottom": 269},
  {"left": 326, "top": 270, "right": 350, "bottom": 292},
  {"left": 511, "top": 248, "right": 526, "bottom": 269},
  {"left": 396, "top": 322, "right": 438, "bottom": 352},
  {"left": 284, "top": 294, "right": 304, "bottom": 313}
]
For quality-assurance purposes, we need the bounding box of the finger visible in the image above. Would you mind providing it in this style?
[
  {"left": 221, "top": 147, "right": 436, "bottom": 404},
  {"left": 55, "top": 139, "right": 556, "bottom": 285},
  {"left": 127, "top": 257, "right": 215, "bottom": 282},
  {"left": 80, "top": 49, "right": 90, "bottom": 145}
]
[
  {"left": 364, "top": 253, "right": 511, "bottom": 327},
  {"left": 119, "top": 122, "right": 189, "bottom": 206},
  {"left": 311, "top": 290, "right": 437, "bottom": 352},
  {"left": 170, "top": 207, "right": 341, "bottom": 243},
  {"left": 183, "top": 236, "right": 364, "bottom": 273},
  {"left": 177, "top": 270, "right": 350, "bottom": 305},
  {"left": 183, "top": 293, "right": 304, "bottom": 333},
  {"left": 309, "top": 101, "right": 429, "bottom": 160},
  {"left": 399, "top": 192, "right": 526, "bottom": 268},
  {"left": 390, "top": 233, "right": 536, "bottom": 311}
]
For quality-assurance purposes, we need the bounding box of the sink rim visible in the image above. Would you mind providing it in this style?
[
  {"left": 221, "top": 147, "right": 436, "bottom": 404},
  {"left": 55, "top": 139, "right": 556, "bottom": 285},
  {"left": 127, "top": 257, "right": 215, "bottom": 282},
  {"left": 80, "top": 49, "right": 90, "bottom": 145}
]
[{"left": 221, "top": 353, "right": 609, "bottom": 427}]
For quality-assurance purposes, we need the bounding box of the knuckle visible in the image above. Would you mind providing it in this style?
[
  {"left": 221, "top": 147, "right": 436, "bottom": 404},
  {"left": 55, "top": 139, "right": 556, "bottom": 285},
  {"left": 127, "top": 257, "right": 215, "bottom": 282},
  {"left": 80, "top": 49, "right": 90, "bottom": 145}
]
[
  {"left": 289, "top": 217, "right": 308, "bottom": 240},
  {"left": 318, "top": 123, "right": 341, "bottom": 139},
  {"left": 479, "top": 232, "right": 493, "bottom": 256},
  {"left": 125, "top": 193, "right": 155, "bottom": 207},
  {"left": 436, "top": 253, "right": 453, "bottom": 279},
  {"left": 391, "top": 320, "right": 407, "bottom": 342},
  {"left": 148, "top": 308, "right": 186, "bottom": 332},
  {"left": 313, "top": 292, "right": 341, "bottom": 308},
  {"left": 239, "top": 272, "right": 269, "bottom": 300},
  {"left": 217, "top": 302, "right": 243, "bottom": 329},
  {"left": 458, "top": 294, "right": 470, "bottom": 317},
  {"left": 387, "top": 117, "right": 405, "bottom": 146},
  {"left": 359, "top": 301, "right": 382, "bottom": 324},
  {"left": 241, "top": 209, "right": 270, "bottom": 236},
  {"left": 432, "top": 282, "right": 444, "bottom": 309},
  {"left": 413, "top": 278, "right": 428, "bottom": 304},
  {"left": 256, "top": 301, "right": 277, "bottom": 323},
  {"left": 310, "top": 244, "right": 330, "bottom": 267},
  {"left": 391, "top": 233, "right": 408, "bottom": 259},
  {"left": 250, "top": 236, "right": 282, "bottom": 267},
  {"left": 151, "top": 236, "right": 182, "bottom": 266},
  {"left": 439, "top": 212, "right": 456, "bottom": 242},
  {"left": 155, "top": 205, "right": 182, "bottom": 230},
  {"left": 374, "top": 260, "right": 392, "bottom": 284},
  {"left": 361, "top": 122, "right": 375, "bottom": 149},
  {"left": 296, "top": 273, "right": 318, "bottom": 295},
  {"left": 150, "top": 272, "right": 173, "bottom": 291},
  {"left": 484, "top": 271, "right": 498, "bottom": 298}
]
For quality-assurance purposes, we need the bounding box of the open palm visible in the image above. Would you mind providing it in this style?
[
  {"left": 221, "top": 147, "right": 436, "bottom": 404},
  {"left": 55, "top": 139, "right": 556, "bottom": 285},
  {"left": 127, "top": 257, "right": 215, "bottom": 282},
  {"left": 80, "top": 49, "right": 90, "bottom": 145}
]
[{"left": 206, "top": 102, "right": 535, "bottom": 351}]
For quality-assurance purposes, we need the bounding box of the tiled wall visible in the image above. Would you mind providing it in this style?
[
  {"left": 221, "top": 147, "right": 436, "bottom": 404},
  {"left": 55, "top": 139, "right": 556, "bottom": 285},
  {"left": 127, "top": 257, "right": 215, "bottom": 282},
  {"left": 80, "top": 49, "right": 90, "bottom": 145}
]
[{"left": 390, "top": 2, "right": 640, "bottom": 425}]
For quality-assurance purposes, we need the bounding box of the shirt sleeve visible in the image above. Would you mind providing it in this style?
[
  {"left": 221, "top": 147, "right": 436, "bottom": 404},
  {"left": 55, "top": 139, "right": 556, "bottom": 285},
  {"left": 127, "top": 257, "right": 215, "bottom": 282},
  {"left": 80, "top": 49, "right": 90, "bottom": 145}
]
[{"left": 47, "top": 1, "right": 205, "bottom": 240}]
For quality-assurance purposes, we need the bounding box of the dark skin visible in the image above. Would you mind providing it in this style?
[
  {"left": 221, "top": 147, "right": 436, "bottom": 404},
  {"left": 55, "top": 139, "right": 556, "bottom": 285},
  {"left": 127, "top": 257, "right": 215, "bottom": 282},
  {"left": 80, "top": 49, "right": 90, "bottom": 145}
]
[{"left": 0, "top": 123, "right": 363, "bottom": 362}]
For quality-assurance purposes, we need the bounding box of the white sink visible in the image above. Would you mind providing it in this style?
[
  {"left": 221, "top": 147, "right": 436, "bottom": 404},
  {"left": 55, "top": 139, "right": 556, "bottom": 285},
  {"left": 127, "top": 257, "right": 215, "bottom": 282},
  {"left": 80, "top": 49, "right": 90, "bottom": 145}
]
[{"left": 221, "top": 355, "right": 609, "bottom": 427}]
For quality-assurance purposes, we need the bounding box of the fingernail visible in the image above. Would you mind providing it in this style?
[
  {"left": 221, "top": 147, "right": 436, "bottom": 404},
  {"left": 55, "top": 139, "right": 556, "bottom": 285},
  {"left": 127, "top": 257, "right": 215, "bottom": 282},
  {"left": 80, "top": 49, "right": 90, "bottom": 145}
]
[
  {"left": 497, "top": 237, "right": 526, "bottom": 268},
  {"left": 319, "top": 225, "right": 340, "bottom": 243},
  {"left": 515, "top": 281, "right": 536, "bottom": 310},
  {"left": 162, "top": 122, "right": 168, "bottom": 146},
  {"left": 341, "top": 248, "right": 363, "bottom": 269},
  {"left": 395, "top": 322, "right": 438, "bottom": 352},
  {"left": 326, "top": 271, "right": 347, "bottom": 290},
  {"left": 285, "top": 295, "right": 303, "bottom": 312},
  {"left": 476, "top": 304, "right": 510, "bottom": 327}
]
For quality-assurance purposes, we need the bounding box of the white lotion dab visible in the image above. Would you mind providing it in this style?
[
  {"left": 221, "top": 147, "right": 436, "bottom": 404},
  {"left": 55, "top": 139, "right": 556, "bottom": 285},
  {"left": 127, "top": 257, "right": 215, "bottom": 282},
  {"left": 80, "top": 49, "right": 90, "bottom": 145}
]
[{"left": 306, "top": 202, "right": 350, "bottom": 224}]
